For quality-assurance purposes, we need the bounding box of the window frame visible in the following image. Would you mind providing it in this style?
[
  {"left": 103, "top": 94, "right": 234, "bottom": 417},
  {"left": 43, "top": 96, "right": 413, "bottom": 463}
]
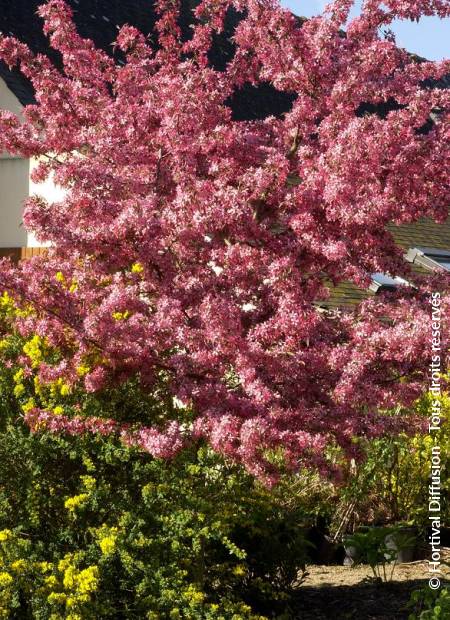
[
  {"left": 405, "top": 247, "right": 450, "bottom": 272},
  {"left": 369, "top": 273, "right": 410, "bottom": 293}
]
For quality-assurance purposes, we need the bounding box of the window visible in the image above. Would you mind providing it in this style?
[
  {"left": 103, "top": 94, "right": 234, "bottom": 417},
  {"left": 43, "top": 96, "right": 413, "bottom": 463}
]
[
  {"left": 369, "top": 273, "right": 409, "bottom": 293},
  {"left": 405, "top": 247, "right": 450, "bottom": 272}
]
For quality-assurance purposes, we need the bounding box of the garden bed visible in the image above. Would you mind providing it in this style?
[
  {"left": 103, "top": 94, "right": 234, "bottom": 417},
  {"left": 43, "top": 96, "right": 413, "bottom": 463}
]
[{"left": 291, "top": 557, "right": 450, "bottom": 619}]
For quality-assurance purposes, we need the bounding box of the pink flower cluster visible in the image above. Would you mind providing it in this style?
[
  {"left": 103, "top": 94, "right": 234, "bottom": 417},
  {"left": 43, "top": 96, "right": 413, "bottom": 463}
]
[
  {"left": 25, "top": 408, "right": 120, "bottom": 436},
  {"left": 25, "top": 409, "right": 184, "bottom": 460}
]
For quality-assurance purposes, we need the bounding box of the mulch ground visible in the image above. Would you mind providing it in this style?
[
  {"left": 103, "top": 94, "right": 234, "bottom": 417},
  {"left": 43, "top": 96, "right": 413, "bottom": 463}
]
[{"left": 289, "top": 556, "right": 450, "bottom": 619}]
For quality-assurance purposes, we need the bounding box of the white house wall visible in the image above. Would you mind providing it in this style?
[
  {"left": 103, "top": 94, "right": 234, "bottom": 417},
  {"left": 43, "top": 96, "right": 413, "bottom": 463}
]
[
  {"left": 0, "top": 76, "right": 23, "bottom": 120},
  {"left": 0, "top": 77, "right": 64, "bottom": 248},
  {"left": 0, "top": 77, "right": 28, "bottom": 247},
  {"left": 0, "top": 157, "right": 31, "bottom": 247}
]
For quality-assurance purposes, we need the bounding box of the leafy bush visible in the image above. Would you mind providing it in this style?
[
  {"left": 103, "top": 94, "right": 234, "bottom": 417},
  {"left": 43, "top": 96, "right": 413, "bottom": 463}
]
[
  {"left": 0, "top": 424, "right": 310, "bottom": 619},
  {"left": 329, "top": 389, "right": 450, "bottom": 534},
  {"left": 407, "top": 585, "right": 450, "bottom": 619}
]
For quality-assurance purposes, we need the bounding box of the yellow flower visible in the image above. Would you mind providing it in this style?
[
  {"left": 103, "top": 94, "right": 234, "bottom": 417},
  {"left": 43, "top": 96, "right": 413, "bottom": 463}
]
[
  {"left": 0, "top": 531, "right": 12, "bottom": 543},
  {"left": 10, "top": 560, "right": 27, "bottom": 574},
  {"left": 99, "top": 536, "right": 116, "bottom": 556},
  {"left": 0, "top": 292, "right": 12, "bottom": 307},
  {"left": 131, "top": 262, "right": 144, "bottom": 274},
  {"left": 45, "top": 575, "right": 59, "bottom": 588},
  {"left": 22, "top": 398, "right": 36, "bottom": 413},
  {"left": 13, "top": 383, "right": 25, "bottom": 398},
  {"left": 66, "top": 595, "right": 78, "bottom": 608},
  {"left": 34, "top": 376, "right": 43, "bottom": 396},
  {"left": 13, "top": 369, "right": 24, "bottom": 383},
  {"left": 57, "top": 556, "right": 72, "bottom": 572},
  {"left": 55, "top": 271, "right": 65, "bottom": 284},
  {"left": 48, "top": 378, "right": 70, "bottom": 398},
  {"left": 76, "top": 365, "right": 90, "bottom": 377},
  {"left": 0, "top": 572, "right": 13, "bottom": 587},
  {"left": 97, "top": 525, "right": 118, "bottom": 555},
  {"left": 38, "top": 562, "right": 53, "bottom": 573},
  {"left": 76, "top": 594, "right": 90, "bottom": 604},
  {"left": 183, "top": 585, "right": 205, "bottom": 606},
  {"left": 82, "top": 455, "right": 96, "bottom": 472},
  {"left": 63, "top": 566, "right": 76, "bottom": 589},
  {"left": 23, "top": 335, "right": 45, "bottom": 367},
  {"left": 47, "top": 592, "right": 67, "bottom": 606},
  {"left": 80, "top": 476, "right": 96, "bottom": 492},
  {"left": 53, "top": 406, "right": 64, "bottom": 416},
  {"left": 64, "top": 494, "right": 88, "bottom": 514},
  {"left": 112, "top": 310, "right": 130, "bottom": 321},
  {"left": 76, "top": 566, "right": 99, "bottom": 594},
  {"left": 60, "top": 383, "right": 71, "bottom": 397},
  {"left": 232, "top": 564, "right": 247, "bottom": 577}
]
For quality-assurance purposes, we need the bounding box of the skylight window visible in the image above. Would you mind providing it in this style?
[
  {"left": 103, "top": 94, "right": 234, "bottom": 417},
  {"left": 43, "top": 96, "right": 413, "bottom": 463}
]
[
  {"left": 405, "top": 247, "right": 450, "bottom": 272},
  {"left": 369, "top": 273, "right": 409, "bottom": 293}
]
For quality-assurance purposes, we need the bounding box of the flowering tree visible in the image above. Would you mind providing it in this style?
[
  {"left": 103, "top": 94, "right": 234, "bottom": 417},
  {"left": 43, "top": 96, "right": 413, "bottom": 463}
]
[{"left": 0, "top": 0, "right": 449, "bottom": 480}]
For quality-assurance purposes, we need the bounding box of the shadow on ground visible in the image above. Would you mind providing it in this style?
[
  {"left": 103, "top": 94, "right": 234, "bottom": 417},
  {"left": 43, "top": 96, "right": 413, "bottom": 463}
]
[{"left": 290, "top": 579, "right": 442, "bottom": 619}]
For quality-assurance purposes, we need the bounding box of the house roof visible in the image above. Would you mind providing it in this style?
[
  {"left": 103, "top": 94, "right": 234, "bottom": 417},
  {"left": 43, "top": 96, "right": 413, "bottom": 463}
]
[
  {"left": 0, "top": 2, "right": 447, "bottom": 118},
  {"left": 321, "top": 218, "right": 450, "bottom": 309},
  {"left": 0, "top": 0, "right": 294, "bottom": 120}
]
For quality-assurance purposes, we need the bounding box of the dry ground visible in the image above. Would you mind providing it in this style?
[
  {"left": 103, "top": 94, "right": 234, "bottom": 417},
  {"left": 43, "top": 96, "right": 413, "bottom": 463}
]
[{"left": 289, "top": 552, "right": 450, "bottom": 619}]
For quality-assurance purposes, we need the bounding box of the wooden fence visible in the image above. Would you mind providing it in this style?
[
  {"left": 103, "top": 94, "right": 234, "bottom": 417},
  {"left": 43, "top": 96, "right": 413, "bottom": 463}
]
[{"left": 0, "top": 247, "right": 48, "bottom": 262}]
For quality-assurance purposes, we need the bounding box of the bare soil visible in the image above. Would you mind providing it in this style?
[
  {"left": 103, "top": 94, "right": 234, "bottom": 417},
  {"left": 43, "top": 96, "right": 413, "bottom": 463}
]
[{"left": 290, "top": 554, "right": 450, "bottom": 619}]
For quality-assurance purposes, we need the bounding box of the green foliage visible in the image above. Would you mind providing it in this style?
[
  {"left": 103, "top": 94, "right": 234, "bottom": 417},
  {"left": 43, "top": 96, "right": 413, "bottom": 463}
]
[
  {"left": 407, "top": 586, "right": 450, "bottom": 619},
  {"left": 331, "top": 391, "right": 450, "bottom": 533},
  {"left": 0, "top": 423, "right": 309, "bottom": 618}
]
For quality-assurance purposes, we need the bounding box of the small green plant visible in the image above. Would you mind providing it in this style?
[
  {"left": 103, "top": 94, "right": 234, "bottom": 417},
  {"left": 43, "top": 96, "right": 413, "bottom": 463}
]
[
  {"left": 344, "top": 526, "right": 415, "bottom": 583},
  {"left": 406, "top": 585, "right": 450, "bottom": 619}
]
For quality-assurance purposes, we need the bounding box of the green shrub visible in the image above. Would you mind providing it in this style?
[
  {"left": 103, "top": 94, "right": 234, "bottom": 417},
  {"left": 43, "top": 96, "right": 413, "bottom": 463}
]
[
  {"left": 0, "top": 423, "right": 310, "bottom": 618},
  {"left": 329, "top": 390, "right": 450, "bottom": 535},
  {"left": 407, "top": 585, "right": 450, "bottom": 619},
  {"left": 344, "top": 526, "right": 416, "bottom": 583}
]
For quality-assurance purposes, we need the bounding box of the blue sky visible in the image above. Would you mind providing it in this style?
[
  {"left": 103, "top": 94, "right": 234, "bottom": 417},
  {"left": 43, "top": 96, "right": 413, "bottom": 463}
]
[{"left": 281, "top": 1, "right": 450, "bottom": 60}]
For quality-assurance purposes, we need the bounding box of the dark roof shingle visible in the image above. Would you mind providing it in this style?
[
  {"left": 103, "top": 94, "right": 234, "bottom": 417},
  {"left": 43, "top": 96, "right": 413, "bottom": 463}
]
[{"left": 0, "top": 0, "right": 295, "bottom": 119}]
